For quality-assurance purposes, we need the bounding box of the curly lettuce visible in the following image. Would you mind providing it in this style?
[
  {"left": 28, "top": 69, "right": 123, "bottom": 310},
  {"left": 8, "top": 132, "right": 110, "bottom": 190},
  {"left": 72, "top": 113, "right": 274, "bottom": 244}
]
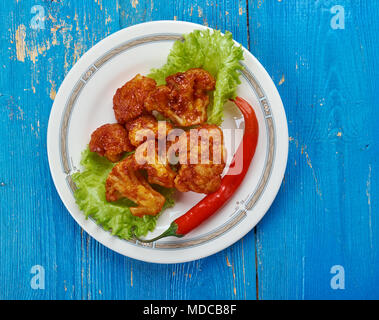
[
  {"left": 71, "top": 147, "right": 175, "bottom": 240},
  {"left": 149, "top": 29, "right": 244, "bottom": 125}
]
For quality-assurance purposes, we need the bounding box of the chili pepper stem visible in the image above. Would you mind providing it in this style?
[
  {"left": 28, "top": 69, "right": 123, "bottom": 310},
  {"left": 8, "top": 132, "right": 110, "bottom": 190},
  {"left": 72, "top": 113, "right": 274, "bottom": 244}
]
[{"left": 132, "top": 222, "right": 183, "bottom": 243}]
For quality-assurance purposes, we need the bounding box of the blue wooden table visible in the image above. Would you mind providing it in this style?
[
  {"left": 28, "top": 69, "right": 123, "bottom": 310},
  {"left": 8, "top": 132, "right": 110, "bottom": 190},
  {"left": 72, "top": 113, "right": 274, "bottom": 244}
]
[{"left": 1, "top": 0, "right": 378, "bottom": 300}]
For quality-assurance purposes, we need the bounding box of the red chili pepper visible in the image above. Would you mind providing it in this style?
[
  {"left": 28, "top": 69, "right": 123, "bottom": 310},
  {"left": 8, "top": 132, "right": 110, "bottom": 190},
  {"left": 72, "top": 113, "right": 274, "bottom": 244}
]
[{"left": 133, "top": 97, "right": 259, "bottom": 242}]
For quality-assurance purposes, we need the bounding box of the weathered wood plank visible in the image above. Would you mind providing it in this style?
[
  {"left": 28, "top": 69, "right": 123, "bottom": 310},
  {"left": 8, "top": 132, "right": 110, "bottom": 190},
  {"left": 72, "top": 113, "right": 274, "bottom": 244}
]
[
  {"left": 0, "top": 0, "right": 120, "bottom": 299},
  {"left": 247, "top": 0, "right": 379, "bottom": 299},
  {"left": 117, "top": 0, "right": 257, "bottom": 300},
  {"left": 1, "top": 0, "right": 378, "bottom": 300},
  {"left": 0, "top": 0, "right": 257, "bottom": 300}
]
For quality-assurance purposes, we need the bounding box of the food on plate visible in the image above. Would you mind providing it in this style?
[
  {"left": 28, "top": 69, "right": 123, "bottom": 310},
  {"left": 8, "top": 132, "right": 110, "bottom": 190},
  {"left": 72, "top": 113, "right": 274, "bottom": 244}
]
[
  {"left": 173, "top": 124, "right": 226, "bottom": 194},
  {"left": 149, "top": 29, "right": 244, "bottom": 125},
  {"left": 145, "top": 68, "right": 215, "bottom": 126},
  {"left": 113, "top": 74, "right": 156, "bottom": 124},
  {"left": 72, "top": 148, "right": 175, "bottom": 239},
  {"left": 126, "top": 114, "right": 173, "bottom": 147},
  {"left": 89, "top": 123, "right": 133, "bottom": 162},
  {"left": 105, "top": 156, "right": 166, "bottom": 217},
  {"left": 72, "top": 29, "right": 253, "bottom": 241},
  {"left": 133, "top": 97, "right": 259, "bottom": 242},
  {"left": 134, "top": 141, "right": 177, "bottom": 188}
]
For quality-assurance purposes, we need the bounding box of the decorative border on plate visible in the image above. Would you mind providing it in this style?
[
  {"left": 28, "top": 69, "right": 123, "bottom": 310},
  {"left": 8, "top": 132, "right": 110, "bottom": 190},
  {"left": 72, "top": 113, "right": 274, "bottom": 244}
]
[{"left": 59, "top": 33, "right": 275, "bottom": 250}]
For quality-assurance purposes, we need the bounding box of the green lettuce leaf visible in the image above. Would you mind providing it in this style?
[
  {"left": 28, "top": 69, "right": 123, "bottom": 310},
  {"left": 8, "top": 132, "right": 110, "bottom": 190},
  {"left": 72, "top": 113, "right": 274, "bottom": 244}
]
[
  {"left": 149, "top": 29, "right": 244, "bottom": 125},
  {"left": 71, "top": 147, "right": 175, "bottom": 240}
]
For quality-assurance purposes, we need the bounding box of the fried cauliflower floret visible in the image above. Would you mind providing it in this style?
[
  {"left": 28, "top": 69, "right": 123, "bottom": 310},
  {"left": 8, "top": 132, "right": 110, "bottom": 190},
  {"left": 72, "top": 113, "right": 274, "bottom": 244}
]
[
  {"left": 174, "top": 124, "right": 226, "bottom": 194},
  {"left": 105, "top": 156, "right": 165, "bottom": 217},
  {"left": 126, "top": 115, "right": 174, "bottom": 147},
  {"left": 175, "top": 164, "right": 225, "bottom": 194},
  {"left": 134, "top": 140, "right": 177, "bottom": 188},
  {"left": 113, "top": 74, "right": 156, "bottom": 124},
  {"left": 145, "top": 68, "right": 216, "bottom": 127},
  {"left": 89, "top": 123, "right": 134, "bottom": 162}
]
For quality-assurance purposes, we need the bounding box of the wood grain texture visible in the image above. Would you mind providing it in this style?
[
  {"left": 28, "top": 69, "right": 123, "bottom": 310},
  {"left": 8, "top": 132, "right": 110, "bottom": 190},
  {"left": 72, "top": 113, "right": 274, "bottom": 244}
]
[
  {"left": 0, "top": 0, "right": 378, "bottom": 300},
  {"left": 247, "top": 0, "right": 379, "bottom": 299}
]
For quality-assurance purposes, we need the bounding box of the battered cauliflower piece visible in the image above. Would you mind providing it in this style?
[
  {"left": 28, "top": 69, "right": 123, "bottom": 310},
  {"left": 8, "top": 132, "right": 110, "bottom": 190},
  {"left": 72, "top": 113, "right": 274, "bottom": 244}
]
[
  {"left": 174, "top": 124, "right": 226, "bottom": 194},
  {"left": 145, "top": 68, "right": 216, "bottom": 127},
  {"left": 126, "top": 115, "right": 174, "bottom": 147},
  {"left": 134, "top": 140, "right": 177, "bottom": 188},
  {"left": 113, "top": 74, "right": 156, "bottom": 124},
  {"left": 89, "top": 123, "right": 134, "bottom": 162},
  {"left": 105, "top": 156, "right": 166, "bottom": 217}
]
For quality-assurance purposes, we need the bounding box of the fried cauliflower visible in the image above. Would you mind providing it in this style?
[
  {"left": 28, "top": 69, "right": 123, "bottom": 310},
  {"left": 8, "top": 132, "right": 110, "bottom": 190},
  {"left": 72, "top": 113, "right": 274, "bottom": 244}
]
[
  {"left": 105, "top": 156, "right": 166, "bottom": 217},
  {"left": 89, "top": 123, "right": 134, "bottom": 162},
  {"left": 113, "top": 74, "right": 156, "bottom": 124},
  {"left": 173, "top": 124, "right": 226, "bottom": 194},
  {"left": 134, "top": 140, "right": 177, "bottom": 188},
  {"left": 126, "top": 115, "right": 173, "bottom": 147},
  {"left": 145, "top": 68, "right": 216, "bottom": 127}
]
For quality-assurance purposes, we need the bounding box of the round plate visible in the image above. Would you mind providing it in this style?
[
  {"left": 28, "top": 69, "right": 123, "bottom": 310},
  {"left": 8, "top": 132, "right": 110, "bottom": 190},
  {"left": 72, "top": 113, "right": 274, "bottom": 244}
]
[{"left": 47, "top": 21, "right": 288, "bottom": 264}]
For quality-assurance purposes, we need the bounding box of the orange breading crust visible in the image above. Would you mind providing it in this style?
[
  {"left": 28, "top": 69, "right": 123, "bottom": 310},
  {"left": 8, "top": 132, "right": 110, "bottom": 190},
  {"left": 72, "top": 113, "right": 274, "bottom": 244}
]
[
  {"left": 89, "top": 123, "right": 134, "bottom": 162},
  {"left": 145, "top": 68, "right": 216, "bottom": 127},
  {"left": 126, "top": 115, "right": 174, "bottom": 147},
  {"left": 113, "top": 74, "right": 156, "bottom": 124},
  {"left": 174, "top": 124, "right": 226, "bottom": 194},
  {"left": 105, "top": 156, "right": 165, "bottom": 217},
  {"left": 134, "top": 140, "right": 177, "bottom": 188}
]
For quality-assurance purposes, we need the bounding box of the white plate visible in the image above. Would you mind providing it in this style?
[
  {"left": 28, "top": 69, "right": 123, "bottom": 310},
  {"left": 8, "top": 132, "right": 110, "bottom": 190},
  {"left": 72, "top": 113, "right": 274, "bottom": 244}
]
[{"left": 47, "top": 21, "right": 288, "bottom": 264}]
